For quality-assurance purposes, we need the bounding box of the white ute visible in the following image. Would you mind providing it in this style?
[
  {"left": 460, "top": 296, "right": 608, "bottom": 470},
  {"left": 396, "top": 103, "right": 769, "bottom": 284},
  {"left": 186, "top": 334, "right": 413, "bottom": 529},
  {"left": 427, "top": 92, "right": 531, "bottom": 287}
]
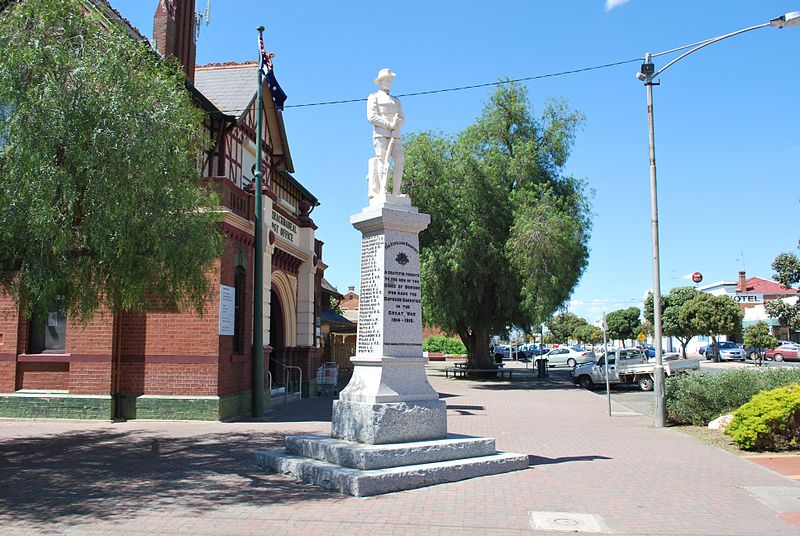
[{"left": 571, "top": 348, "right": 700, "bottom": 391}]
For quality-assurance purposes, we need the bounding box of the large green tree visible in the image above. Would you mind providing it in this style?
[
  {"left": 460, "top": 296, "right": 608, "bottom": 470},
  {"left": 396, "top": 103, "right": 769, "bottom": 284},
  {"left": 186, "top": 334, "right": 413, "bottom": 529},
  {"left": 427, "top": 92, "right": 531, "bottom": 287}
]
[
  {"left": 605, "top": 307, "right": 641, "bottom": 347},
  {"left": 765, "top": 244, "right": 800, "bottom": 332},
  {"left": 404, "top": 83, "right": 592, "bottom": 367},
  {"left": 680, "top": 293, "right": 743, "bottom": 362},
  {"left": 546, "top": 312, "right": 588, "bottom": 344},
  {"left": 644, "top": 286, "right": 701, "bottom": 358},
  {"left": 743, "top": 321, "right": 778, "bottom": 361},
  {"left": 574, "top": 323, "right": 603, "bottom": 345},
  {"left": 0, "top": 0, "right": 222, "bottom": 321}
]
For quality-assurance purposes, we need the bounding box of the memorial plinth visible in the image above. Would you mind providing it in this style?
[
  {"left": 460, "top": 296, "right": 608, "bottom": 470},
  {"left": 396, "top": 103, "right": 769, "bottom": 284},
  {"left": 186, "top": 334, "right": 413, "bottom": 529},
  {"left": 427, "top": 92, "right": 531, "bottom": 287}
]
[
  {"left": 256, "top": 195, "right": 528, "bottom": 496},
  {"left": 332, "top": 194, "right": 446, "bottom": 444}
]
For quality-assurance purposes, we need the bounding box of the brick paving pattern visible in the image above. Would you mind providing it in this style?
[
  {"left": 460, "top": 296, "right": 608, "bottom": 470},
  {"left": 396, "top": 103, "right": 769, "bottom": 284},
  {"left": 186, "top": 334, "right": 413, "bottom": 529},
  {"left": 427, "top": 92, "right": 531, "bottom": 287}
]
[
  {"left": 1, "top": 363, "right": 799, "bottom": 535},
  {"left": 746, "top": 455, "right": 800, "bottom": 480}
]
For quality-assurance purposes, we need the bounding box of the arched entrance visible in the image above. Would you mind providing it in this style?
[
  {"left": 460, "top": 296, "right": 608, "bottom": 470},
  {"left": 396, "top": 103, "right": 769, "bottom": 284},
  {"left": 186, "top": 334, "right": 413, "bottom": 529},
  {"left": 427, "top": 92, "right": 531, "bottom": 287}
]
[{"left": 269, "top": 288, "right": 284, "bottom": 383}]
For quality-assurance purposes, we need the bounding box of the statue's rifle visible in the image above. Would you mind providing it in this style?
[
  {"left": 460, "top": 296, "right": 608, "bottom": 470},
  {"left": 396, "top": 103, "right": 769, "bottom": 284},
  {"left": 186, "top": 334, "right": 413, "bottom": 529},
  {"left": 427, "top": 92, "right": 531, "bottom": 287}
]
[{"left": 382, "top": 114, "right": 399, "bottom": 192}]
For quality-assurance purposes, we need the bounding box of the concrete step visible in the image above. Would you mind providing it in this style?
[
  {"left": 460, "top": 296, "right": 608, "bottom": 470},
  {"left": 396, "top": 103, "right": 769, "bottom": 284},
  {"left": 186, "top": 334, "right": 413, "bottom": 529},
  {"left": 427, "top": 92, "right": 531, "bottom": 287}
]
[
  {"left": 285, "top": 434, "right": 497, "bottom": 470},
  {"left": 255, "top": 449, "right": 529, "bottom": 497}
]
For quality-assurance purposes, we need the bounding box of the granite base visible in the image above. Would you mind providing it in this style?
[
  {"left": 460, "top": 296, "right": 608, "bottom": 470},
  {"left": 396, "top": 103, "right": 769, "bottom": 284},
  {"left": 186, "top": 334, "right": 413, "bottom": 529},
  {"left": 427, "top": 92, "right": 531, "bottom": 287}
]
[{"left": 331, "top": 399, "right": 447, "bottom": 444}]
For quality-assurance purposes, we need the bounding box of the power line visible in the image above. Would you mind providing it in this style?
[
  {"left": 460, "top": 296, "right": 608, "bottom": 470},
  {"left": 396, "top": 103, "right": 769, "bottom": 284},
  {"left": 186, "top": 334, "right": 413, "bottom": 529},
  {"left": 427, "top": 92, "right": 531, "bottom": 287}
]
[{"left": 284, "top": 56, "right": 644, "bottom": 109}]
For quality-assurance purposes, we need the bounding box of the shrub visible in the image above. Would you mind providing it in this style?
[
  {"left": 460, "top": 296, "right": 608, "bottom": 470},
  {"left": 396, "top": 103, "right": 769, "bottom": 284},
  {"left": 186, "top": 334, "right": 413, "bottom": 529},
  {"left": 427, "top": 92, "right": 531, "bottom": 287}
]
[
  {"left": 423, "top": 336, "right": 466, "bottom": 355},
  {"left": 665, "top": 367, "right": 800, "bottom": 425},
  {"left": 725, "top": 385, "right": 800, "bottom": 451}
]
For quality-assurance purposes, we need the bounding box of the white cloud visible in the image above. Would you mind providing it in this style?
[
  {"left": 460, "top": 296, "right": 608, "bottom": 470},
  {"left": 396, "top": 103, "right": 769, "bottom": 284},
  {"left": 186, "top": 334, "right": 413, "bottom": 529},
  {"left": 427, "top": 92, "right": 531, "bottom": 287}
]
[
  {"left": 605, "top": 0, "right": 631, "bottom": 11},
  {"left": 681, "top": 273, "right": 694, "bottom": 280}
]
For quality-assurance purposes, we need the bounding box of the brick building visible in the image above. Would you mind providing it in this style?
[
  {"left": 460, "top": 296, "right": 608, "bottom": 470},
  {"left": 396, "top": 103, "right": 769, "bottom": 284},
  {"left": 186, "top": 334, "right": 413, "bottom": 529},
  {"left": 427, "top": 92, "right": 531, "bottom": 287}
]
[
  {"left": 0, "top": 0, "right": 325, "bottom": 420},
  {"left": 682, "top": 270, "right": 799, "bottom": 354}
]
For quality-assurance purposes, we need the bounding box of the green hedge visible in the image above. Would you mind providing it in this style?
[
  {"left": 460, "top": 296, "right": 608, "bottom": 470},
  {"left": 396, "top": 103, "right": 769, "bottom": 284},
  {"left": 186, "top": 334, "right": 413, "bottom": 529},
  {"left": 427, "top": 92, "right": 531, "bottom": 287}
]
[
  {"left": 423, "top": 335, "right": 467, "bottom": 355},
  {"left": 726, "top": 385, "right": 800, "bottom": 451},
  {"left": 666, "top": 368, "right": 800, "bottom": 425}
]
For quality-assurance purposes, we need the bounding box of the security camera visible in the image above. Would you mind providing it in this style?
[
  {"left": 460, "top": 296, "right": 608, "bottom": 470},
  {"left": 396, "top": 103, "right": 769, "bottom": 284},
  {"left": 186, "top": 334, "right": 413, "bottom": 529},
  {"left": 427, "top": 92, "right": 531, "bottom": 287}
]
[{"left": 636, "top": 71, "right": 647, "bottom": 82}]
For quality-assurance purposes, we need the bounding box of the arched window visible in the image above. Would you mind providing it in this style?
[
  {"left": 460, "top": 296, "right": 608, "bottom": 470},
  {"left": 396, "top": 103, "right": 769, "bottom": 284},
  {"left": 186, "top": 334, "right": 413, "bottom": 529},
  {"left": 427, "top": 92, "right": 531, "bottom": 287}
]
[{"left": 233, "top": 266, "right": 246, "bottom": 354}]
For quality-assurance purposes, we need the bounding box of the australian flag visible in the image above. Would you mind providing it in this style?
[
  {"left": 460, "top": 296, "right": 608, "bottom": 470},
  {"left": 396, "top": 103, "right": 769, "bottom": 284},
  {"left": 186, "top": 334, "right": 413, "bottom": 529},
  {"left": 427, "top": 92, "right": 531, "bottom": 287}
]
[{"left": 259, "top": 32, "right": 287, "bottom": 111}]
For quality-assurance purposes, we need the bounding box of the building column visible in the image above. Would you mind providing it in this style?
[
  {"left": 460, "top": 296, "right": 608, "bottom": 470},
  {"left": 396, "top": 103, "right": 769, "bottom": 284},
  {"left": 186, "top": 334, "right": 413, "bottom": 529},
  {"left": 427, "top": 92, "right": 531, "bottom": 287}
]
[{"left": 296, "top": 225, "right": 316, "bottom": 347}]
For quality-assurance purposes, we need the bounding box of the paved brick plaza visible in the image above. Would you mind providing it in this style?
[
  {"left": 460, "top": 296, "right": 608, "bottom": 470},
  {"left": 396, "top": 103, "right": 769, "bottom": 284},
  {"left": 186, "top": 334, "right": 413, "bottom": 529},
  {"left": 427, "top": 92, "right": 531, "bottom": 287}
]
[{"left": 1, "top": 364, "right": 799, "bottom": 535}]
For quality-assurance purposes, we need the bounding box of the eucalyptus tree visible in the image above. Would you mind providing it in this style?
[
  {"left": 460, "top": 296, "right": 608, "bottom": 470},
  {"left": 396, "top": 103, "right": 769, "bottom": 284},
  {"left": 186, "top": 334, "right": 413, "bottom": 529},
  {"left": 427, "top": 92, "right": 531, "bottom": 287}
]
[
  {"left": 404, "top": 83, "right": 592, "bottom": 368},
  {"left": 0, "top": 0, "right": 222, "bottom": 320}
]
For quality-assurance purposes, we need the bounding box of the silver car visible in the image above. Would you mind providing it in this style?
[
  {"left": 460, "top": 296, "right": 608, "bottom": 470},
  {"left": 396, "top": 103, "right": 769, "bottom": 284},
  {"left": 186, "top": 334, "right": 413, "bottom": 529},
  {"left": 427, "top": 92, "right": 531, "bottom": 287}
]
[
  {"left": 542, "top": 347, "right": 595, "bottom": 368},
  {"left": 706, "top": 341, "right": 745, "bottom": 361}
]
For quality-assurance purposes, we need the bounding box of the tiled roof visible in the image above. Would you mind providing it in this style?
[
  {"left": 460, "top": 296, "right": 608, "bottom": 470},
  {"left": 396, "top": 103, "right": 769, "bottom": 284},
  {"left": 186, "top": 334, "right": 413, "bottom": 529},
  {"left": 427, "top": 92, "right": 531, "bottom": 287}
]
[
  {"left": 194, "top": 63, "right": 258, "bottom": 117},
  {"left": 745, "top": 276, "right": 797, "bottom": 294},
  {"left": 321, "top": 278, "right": 342, "bottom": 298}
]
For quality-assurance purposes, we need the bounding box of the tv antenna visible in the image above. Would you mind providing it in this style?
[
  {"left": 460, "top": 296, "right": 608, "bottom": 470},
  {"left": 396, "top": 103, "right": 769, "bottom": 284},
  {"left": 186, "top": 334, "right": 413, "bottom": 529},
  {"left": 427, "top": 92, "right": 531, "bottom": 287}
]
[{"left": 195, "top": 0, "right": 211, "bottom": 40}]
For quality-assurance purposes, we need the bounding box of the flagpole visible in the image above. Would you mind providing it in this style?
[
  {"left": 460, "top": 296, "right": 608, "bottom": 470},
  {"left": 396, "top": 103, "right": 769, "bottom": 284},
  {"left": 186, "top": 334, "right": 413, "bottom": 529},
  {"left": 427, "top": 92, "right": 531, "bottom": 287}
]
[{"left": 252, "top": 25, "right": 266, "bottom": 418}]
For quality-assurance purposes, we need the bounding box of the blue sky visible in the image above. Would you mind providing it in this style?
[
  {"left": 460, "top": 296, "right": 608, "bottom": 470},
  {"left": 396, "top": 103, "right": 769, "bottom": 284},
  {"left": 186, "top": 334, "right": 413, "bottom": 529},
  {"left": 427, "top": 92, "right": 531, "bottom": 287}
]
[{"left": 112, "top": 0, "right": 800, "bottom": 324}]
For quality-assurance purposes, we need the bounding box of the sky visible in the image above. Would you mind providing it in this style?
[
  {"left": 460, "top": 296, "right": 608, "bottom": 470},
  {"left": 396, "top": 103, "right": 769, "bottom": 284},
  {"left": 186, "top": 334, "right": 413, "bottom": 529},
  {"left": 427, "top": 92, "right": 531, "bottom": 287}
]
[{"left": 111, "top": 0, "right": 800, "bottom": 325}]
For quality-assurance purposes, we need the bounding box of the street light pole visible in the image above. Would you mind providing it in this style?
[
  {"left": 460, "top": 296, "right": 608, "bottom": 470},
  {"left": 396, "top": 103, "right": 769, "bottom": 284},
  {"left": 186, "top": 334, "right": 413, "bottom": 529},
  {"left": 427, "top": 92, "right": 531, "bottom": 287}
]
[
  {"left": 637, "top": 11, "right": 799, "bottom": 428},
  {"left": 643, "top": 57, "right": 666, "bottom": 427}
]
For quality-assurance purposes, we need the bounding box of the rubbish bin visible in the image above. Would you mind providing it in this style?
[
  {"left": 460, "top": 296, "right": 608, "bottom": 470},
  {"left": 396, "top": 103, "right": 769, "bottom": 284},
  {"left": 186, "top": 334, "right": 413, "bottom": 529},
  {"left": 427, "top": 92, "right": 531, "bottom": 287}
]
[
  {"left": 495, "top": 352, "right": 503, "bottom": 365},
  {"left": 536, "top": 357, "right": 549, "bottom": 378}
]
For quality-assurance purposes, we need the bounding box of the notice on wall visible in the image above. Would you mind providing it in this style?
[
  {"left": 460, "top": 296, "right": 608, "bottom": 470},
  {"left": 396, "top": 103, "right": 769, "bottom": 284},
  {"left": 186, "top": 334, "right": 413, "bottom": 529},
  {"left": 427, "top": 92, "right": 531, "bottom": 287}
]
[{"left": 219, "top": 285, "right": 235, "bottom": 336}]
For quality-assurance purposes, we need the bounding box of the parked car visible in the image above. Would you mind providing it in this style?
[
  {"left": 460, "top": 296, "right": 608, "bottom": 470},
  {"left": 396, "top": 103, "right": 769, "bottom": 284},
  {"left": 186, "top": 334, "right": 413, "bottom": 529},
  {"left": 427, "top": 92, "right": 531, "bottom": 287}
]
[
  {"left": 765, "top": 343, "right": 800, "bottom": 362},
  {"left": 637, "top": 344, "right": 656, "bottom": 358},
  {"left": 705, "top": 341, "right": 745, "bottom": 361},
  {"left": 542, "top": 347, "right": 595, "bottom": 368},
  {"left": 572, "top": 348, "right": 699, "bottom": 391},
  {"left": 516, "top": 343, "right": 545, "bottom": 362}
]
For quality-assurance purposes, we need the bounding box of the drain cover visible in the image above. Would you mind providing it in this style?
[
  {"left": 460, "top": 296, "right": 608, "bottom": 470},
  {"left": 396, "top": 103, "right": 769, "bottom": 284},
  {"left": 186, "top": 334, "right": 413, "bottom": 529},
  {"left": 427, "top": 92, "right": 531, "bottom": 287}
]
[{"left": 528, "top": 511, "right": 609, "bottom": 533}]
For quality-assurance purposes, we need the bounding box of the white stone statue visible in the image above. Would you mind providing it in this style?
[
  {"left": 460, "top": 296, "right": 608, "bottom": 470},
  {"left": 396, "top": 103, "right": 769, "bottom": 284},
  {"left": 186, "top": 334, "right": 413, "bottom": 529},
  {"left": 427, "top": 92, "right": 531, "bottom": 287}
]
[{"left": 367, "top": 68, "right": 405, "bottom": 199}]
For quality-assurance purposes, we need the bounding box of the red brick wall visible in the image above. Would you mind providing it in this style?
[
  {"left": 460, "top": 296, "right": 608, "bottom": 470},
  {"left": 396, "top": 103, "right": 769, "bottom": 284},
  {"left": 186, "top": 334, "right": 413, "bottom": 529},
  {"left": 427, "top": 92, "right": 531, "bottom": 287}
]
[
  {"left": 68, "top": 361, "right": 112, "bottom": 395},
  {"left": 62, "top": 313, "right": 114, "bottom": 394},
  {"left": 217, "top": 237, "right": 254, "bottom": 395},
  {"left": 119, "top": 360, "right": 218, "bottom": 396},
  {"left": 0, "top": 362, "right": 15, "bottom": 393},
  {"left": 117, "top": 259, "right": 220, "bottom": 397},
  {"left": 16, "top": 362, "right": 69, "bottom": 390},
  {"left": 0, "top": 289, "right": 19, "bottom": 392}
]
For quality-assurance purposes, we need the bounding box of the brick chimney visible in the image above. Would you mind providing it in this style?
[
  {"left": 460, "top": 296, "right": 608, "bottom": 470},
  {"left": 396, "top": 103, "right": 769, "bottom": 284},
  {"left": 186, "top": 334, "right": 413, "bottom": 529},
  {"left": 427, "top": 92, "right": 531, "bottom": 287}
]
[
  {"left": 153, "top": 0, "right": 197, "bottom": 83},
  {"left": 737, "top": 271, "right": 747, "bottom": 292}
]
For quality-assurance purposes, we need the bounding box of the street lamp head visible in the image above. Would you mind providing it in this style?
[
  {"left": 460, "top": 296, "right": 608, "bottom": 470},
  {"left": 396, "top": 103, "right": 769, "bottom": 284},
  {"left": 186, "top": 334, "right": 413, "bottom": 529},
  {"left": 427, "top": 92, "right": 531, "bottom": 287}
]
[
  {"left": 636, "top": 61, "right": 655, "bottom": 82},
  {"left": 770, "top": 11, "right": 800, "bottom": 28}
]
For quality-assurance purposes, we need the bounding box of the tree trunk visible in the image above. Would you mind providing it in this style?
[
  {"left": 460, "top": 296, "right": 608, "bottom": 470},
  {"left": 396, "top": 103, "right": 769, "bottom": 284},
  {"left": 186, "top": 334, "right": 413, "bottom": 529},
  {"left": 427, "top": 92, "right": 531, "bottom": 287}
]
[
  {"left": 711, "top": 334, "right": 720, "bottom": 363},
  {"left": 461, "top": 326, "right": 493, "bottom": 369},
  {"left": 676, "top": 337, "right": 688, "bottom": 359}
]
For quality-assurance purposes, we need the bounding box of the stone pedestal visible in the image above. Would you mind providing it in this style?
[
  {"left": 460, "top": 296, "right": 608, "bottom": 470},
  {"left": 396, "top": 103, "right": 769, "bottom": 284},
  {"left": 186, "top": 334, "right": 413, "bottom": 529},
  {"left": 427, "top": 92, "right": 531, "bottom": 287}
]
[
  {"left": 332, "top": 194, "right": 446, "bottom": 444},
  {"left": 256, "top": 194, "right": 528, "bottom": 496}
]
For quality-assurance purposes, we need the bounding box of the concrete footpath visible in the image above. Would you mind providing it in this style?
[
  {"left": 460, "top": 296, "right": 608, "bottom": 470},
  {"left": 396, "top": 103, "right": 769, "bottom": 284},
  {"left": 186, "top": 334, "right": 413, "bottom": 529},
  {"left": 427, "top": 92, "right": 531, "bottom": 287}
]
[{"left": 1, "top": 364, "right": 799, "bottom": 535}]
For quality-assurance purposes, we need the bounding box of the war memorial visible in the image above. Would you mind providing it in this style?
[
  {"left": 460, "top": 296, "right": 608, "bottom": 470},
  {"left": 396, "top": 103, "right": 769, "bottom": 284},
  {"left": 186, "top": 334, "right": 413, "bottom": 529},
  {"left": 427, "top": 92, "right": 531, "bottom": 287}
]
[{"left": 256, "top": 69, "right": 528, "bottom": 496}]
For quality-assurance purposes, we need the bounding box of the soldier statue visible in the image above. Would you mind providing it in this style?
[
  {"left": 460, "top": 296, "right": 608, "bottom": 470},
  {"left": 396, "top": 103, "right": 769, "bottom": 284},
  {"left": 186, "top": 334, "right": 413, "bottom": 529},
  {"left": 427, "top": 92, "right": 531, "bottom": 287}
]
[{"left": 367, "top": 68, "right": 405, "bottom": 199}]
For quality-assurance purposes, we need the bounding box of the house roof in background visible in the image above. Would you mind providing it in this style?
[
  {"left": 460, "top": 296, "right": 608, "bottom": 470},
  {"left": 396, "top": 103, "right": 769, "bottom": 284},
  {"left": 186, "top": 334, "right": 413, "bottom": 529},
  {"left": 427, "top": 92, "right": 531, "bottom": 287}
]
[
  {"left": 194, "top": 62, "right": 258, "bottom": 117},
  {"left": 745, "top": 276, "right": 797, "bottom": 294}
]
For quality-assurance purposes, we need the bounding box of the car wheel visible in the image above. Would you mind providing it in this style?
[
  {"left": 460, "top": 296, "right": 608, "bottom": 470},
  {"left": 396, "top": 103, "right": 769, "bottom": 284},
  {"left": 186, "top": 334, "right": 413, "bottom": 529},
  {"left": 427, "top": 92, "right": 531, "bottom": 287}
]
[
  {"left": 748, "top": 351, "right": 759, "bottom": 360},
  {"left": 578, "top": 375, "right": 594, "bottom": 390},
  {"left": 774, "top": 353, "right": 784, "bottom": 362},
  {"left": 567, "top": 358, "right": 577, "bottom": 368},
  {"left": 638, "top": 376, "right": 654, "bottom": 391}
]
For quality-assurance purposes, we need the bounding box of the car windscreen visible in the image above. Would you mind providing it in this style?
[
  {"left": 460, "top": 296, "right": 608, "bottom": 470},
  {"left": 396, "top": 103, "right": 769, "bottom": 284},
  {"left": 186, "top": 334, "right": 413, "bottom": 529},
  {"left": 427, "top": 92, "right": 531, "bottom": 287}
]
[{"left": 719, "top": 342, "right": 737, "bottom": 348}]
